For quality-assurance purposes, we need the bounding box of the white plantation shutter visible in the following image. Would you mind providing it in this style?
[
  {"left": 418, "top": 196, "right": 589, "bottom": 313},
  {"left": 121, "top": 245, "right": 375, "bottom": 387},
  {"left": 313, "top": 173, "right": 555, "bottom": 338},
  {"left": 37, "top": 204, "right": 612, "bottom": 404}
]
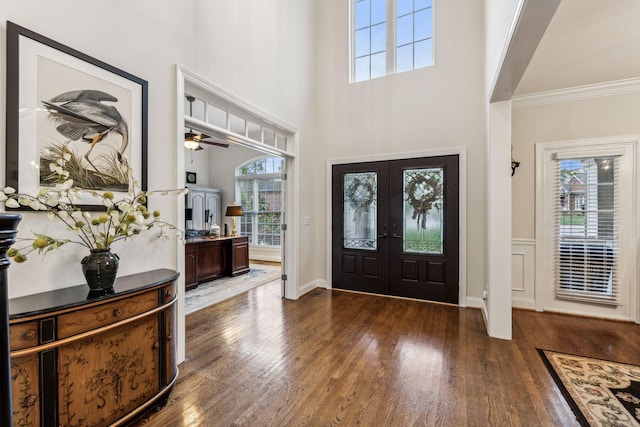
[{"left": 553, "top": 155, "right": 619, "bottom": 305}]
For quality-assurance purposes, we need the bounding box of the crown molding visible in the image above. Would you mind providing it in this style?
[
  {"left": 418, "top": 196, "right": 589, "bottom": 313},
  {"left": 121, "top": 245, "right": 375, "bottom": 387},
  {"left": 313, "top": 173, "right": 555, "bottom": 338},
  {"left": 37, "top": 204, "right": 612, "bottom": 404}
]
[{"left": 512, "top": 77, "right": 640, "bottom": 109}]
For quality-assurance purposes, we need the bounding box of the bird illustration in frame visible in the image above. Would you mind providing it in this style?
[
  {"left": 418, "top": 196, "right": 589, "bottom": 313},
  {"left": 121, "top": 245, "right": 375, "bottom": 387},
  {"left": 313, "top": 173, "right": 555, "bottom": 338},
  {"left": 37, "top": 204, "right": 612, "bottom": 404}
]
[{"left": 40, "top": 89, "right": 130, "bottom": 190}]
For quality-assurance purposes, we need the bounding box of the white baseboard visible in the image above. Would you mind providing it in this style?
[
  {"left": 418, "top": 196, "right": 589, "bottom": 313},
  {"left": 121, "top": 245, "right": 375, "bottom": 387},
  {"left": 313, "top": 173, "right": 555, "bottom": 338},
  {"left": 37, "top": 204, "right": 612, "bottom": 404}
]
[
  {"left": 512, "top": 297, "right": 536, "bottom": 310},
  {"left": 249, "top": 246, "right": 282, "bottom": 263},
  {"left": 298, "top": 279, "right": 327, "bottom": 297},
  {"left": 466, "top": 296, "right": 484, "bottom": 308},
  {"left": 542, "top": 307, "right": 634, "bottom": 323},
  {"left": 297, "top": 283, "right": 504, "bottom": 313},
  {"left": 481, "top": 301, "right": 488, "bottom": 329}
]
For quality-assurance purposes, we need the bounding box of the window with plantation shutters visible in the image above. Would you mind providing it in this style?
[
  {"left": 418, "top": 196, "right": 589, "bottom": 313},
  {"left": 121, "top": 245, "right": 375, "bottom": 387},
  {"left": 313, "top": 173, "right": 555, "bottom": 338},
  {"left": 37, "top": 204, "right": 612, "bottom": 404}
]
[{"left": 554, "top": 155, "right": 619, "bottom": 305}]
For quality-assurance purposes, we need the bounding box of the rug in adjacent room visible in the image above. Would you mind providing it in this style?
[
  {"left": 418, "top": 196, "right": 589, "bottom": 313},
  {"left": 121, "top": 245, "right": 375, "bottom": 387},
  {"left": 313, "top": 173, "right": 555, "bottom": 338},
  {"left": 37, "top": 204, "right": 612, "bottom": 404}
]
[
  {"left": 538, "top": 348, "right": 640, "bottom": 427},
  {"left": 185, "top": 264, "right": 281, "bottom": 315}
]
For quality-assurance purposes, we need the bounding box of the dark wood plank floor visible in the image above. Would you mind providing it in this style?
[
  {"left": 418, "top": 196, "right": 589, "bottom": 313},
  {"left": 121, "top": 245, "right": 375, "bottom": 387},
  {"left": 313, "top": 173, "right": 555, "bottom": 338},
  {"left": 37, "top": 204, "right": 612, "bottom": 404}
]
[{"left": 138, "top": 281, "right": 640, "bottom": 426}]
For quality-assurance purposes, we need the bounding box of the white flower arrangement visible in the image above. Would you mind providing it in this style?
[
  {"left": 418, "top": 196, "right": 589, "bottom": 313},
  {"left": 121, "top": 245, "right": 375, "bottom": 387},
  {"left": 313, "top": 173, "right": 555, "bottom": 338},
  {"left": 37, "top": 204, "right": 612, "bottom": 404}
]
[{"left": 1, "top": 166, "right": 186, "bottom": 263}]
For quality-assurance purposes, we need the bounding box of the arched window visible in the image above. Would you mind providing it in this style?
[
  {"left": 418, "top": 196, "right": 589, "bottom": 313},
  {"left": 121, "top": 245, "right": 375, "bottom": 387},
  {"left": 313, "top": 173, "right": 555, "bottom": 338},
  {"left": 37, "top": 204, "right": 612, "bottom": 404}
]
[{"left": 235, "top": 156, "right": 283, "bottom": 247}]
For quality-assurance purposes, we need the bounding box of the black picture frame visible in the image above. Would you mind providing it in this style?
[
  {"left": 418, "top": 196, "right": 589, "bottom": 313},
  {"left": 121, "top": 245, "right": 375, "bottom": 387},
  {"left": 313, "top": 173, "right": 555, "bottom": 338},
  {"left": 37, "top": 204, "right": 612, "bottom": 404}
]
[
  {"left": 5, "top": 21, "right": 148, "bottom": 211},
  {"left": 186, "top": 171, "right": 197, "bottom": 184}
]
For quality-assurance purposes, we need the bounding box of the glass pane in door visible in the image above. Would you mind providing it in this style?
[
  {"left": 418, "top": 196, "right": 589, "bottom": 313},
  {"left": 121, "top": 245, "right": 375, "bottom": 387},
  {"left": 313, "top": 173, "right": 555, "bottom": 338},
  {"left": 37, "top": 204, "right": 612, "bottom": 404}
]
[
  {"left": 403, "top": 168, "right": 443, "bottom": 253},
  {"left": 343, "top": 172, "right": 378, "bottom": 250},
  {"left": 257, "top": 178, "right": 282, "bottom": 246},
  {"left": 556, "top": 157, "right": 617, "bottom": 301}
]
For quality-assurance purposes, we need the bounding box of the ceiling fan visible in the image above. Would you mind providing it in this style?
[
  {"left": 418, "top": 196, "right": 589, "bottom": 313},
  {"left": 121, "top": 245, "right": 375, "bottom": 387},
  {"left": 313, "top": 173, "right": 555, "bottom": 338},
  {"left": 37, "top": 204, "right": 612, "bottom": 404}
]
[{"left": 184, "top": 95, "right": 230, "bottom": 150}]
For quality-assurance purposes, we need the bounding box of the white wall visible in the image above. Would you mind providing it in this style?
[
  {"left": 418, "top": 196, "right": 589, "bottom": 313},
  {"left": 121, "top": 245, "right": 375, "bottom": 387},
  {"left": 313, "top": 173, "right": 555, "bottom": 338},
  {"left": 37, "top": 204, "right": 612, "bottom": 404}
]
[
  {"left": 512, "top": 88, "right": 640, "bottom": 324},
  {"left": 315, "top": 0, "right": 487, "bottom": 298},
  {"left": 206, "top": 144, "right": 263, "bottom": 214},
  {"left": 184, "top": 144, "right": 255, "bottom": 215},
  {"left": 184, "top": 148, "right": 214, "bottom": 189},
  {"left": 485, "top": 0, "right": 522, "bottom": 93},
  {"left": 0, "top": 1, "right": 318, "bottom": 298},
  {"left": 512, "top": 91, "right": 640, "bottom": 239}
]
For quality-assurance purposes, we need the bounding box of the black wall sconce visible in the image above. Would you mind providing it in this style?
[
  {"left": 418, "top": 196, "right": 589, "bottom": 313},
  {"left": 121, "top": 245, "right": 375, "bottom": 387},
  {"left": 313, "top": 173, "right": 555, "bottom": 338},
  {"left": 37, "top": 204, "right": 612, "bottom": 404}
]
[
  {"left": 511, "top": 160, "right": 520, "bottom": 176},
  {"left": 511, "top": 144, "right": 520, "bottom": 176}
]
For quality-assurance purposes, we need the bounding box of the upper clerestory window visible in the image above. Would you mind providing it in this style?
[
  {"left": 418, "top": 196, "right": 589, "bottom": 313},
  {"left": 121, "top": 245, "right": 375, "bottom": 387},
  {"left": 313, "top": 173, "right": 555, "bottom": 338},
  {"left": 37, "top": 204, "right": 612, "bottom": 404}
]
[{"left": 352, "top": 0, "right": 434, "bottom": 83}]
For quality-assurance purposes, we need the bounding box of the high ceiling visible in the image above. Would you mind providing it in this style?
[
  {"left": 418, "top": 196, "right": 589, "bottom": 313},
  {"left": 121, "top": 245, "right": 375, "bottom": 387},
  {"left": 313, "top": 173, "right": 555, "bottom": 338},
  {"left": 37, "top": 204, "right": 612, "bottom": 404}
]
[{"left": 515, "top": 0, "right": 640, "bottom": 96}]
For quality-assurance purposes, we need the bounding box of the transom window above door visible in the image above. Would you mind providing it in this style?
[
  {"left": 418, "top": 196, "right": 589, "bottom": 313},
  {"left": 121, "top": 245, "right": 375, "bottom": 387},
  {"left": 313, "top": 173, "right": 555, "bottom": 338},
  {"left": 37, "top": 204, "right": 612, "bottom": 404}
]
[
  {"left": 183, "top": 93, "right": 290, "bottom": 152},
  {"left": 352, "top": 0, "right": 434, "bottom": 82}
]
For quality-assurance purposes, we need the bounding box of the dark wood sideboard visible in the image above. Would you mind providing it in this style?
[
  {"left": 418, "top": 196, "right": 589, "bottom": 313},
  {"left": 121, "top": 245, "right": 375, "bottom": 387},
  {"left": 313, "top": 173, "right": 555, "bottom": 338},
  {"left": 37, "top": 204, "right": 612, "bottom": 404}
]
[
  {"left": 185, "top": 235, "right": 250, "bottom": 291},
  {"left": 8, "top": 269, "right": 179, "bottom": 427}
]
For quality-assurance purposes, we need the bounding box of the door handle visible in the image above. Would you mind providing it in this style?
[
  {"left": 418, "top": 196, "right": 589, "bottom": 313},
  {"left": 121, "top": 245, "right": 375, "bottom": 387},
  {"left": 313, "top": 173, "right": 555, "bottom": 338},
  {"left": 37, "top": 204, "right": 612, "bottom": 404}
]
[
  {"left": 377, "top": 233, "right": 388, "bottom": 238},
  {"left": 391, "top": 233, "right": 402, "bottom": 239}
]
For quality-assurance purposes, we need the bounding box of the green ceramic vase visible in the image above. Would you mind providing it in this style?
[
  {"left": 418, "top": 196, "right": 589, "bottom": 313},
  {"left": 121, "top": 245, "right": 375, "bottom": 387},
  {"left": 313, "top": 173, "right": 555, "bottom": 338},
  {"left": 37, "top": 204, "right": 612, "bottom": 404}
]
[{"left": 81, "top": 249, "right": 119, "bottom": 291}]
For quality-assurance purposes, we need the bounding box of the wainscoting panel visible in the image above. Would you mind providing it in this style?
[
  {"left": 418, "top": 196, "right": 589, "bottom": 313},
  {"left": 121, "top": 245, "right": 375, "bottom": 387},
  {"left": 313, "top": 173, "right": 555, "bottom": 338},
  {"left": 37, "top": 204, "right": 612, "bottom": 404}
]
[{"left": 512, "top": 239, "right": 536, "bottom": 309}]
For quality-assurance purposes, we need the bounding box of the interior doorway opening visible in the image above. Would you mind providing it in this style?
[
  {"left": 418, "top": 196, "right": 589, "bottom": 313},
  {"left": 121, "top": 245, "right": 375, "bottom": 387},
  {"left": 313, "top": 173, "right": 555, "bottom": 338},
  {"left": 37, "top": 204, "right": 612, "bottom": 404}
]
[{"left": 175, "top": 66, "right": 299, "bottom": 363}]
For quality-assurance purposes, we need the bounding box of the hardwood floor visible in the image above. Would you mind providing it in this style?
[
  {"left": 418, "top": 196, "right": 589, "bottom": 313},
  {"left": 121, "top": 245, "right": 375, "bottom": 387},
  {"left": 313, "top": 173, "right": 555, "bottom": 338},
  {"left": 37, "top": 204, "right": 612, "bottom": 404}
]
[{"left": 138, "top": 282, "right": 640, "bottom": 426}]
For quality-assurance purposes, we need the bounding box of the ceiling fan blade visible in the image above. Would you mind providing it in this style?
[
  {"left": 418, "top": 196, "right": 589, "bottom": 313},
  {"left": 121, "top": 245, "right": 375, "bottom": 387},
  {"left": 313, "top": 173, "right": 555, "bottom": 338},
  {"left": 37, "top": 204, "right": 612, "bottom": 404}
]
[
  {"left": 197, "top": 132, "right": 213, "bottom": 140},
  {"left": 184, "top": 131, "right": 214, "bottom": 141},
  {"left": 199, "top": 139, "right": 230, "bottom": 148},
  {"left": 184, "top": 129, "right": 230, "bottom": 148}
]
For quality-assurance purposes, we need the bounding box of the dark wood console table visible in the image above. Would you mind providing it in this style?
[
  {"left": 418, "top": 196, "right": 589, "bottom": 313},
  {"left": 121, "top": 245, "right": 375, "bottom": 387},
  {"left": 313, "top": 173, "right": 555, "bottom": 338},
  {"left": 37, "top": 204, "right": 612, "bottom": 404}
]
[
  {"left": 8, "top": 269, "right": 179, "bottom": 427},
  {"left": 185, "top": 236, "right": 250, "bottom": 291}
]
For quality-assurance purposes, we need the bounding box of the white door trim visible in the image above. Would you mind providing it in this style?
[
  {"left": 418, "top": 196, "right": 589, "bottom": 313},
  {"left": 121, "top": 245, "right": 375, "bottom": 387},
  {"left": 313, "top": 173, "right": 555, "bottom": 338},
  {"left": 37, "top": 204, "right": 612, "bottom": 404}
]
[
  {"left": 325, "top": 147, "right": 467, "bottom": 307},
  {"left": 535, "top": 135, "right": 639, "bottom": 322},
  {"left": 175, "top": 65, "right": 300, "bottom": 364}
]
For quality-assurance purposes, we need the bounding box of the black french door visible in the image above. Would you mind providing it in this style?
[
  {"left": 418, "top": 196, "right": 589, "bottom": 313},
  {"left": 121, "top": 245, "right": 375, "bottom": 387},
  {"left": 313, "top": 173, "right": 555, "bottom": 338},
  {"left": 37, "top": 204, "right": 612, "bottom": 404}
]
[{"left": 332, "top": 155, "right": 459, "bottom": 304}]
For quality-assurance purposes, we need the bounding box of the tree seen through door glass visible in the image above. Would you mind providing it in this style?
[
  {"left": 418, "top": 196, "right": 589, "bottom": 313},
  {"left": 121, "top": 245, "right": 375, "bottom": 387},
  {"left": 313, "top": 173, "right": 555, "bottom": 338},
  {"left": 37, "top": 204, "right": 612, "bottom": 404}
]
[
  {"left": 344, "top": 172, "right": 378, "bottom": 250},
  {"left": 403, "top": 168, "right": 443, "bottom": 253}
]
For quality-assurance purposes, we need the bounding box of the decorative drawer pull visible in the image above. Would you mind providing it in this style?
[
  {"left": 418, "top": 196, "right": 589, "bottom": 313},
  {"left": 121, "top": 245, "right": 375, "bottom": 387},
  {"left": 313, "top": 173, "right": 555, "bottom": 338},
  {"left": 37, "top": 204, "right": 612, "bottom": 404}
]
[
  {"left": 22, "top": 329, "right": 37, "bottom": 340},
  {"left": 165, "top": 289, "right": 172, "bottom": 298},
  {"left": 24, "top": 395, "right": 37, "bottom": 407},
  {"left": 113, "top": 307, "right": 125, "bottom": 317},
  {"left": 167, "top": 333, "right": 173, "bottom": 341},
  {"left": 152, "top": 341, "right": 159, "bottom": 350}
]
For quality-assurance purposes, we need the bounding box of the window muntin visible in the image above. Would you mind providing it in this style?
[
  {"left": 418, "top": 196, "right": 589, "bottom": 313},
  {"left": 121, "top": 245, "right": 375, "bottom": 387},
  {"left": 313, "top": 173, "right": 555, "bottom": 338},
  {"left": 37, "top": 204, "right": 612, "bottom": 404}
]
[
  {"left": 237, "top": 157, "right": 283, "bottom": 247},
  {"left": 352, "top": 0, "right": 433, "bottom": 82},
  {"left": 275, "top": 134, "right": 287, "bottom": 151},
  {"left": 263, "top": 129, "right": 276, "bottom": 147},
  {"left": 247, "top": 121, "right": 261, "bottom": 141},
  {"left": 229, "top": 114, "right": 246, "bottom": 135},
  {"left": 256, "top": 179, "right": 282, "bottom": 246},
  {"left": 354, "top": 0, "right": 387, "bottom": 82},
  {"left": 206, "top": 104, "right": 227, "bottom": 128},
  {"left": 396, "top": 0, "right": 433, "bottom": 73}
]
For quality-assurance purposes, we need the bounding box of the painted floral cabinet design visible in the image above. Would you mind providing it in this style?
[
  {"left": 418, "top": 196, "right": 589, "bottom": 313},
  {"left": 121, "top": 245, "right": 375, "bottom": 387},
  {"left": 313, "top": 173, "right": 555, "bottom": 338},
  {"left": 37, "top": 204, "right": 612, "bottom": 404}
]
[
  {"left": 8, "top": 269, "right": 179, "bottom": 427},
  {"left": 11, "top": 353, "right": 39, "bottom": 426}
]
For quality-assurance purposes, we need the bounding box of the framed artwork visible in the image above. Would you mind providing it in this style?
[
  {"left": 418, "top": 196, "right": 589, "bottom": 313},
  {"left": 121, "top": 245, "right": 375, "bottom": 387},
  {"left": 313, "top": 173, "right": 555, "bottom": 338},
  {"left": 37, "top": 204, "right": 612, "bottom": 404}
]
[
  {"left": 186, "top": 171, "right": 197, "bottom": 184},
  {"left": 5, "top": 21, "right": 148, "bottom": 210}
]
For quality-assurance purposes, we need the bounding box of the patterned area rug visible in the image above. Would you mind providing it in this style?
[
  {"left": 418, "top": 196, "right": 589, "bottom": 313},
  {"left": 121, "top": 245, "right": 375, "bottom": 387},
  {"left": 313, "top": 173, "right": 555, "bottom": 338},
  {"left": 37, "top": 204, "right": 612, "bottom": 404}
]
[
  {"left": 538, "top": 349, "right": 640, "bottom": 426},
  {"left": 185, "top": 263, "right": 281, "bottom": 315}
]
